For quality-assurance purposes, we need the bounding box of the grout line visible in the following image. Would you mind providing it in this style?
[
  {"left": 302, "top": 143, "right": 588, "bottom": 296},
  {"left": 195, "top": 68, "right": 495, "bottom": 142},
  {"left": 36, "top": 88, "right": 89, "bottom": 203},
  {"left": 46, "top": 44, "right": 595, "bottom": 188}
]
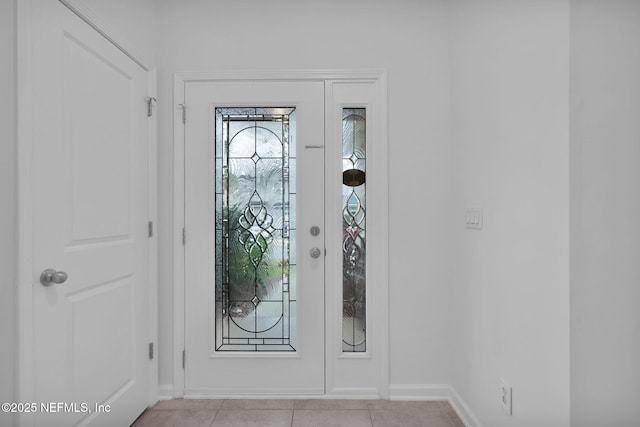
[
  {"left": 207, "top": 399, "right": 226, "bottom": 427},
  {"left": 207, "top": 409, "right": 218, "bottom": 427}
]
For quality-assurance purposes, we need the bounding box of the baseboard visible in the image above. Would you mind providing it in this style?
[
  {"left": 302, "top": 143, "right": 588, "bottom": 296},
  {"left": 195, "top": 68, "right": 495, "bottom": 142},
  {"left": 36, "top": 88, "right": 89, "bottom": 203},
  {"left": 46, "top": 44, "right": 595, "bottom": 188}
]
[
  {"left": 158, "top": 384, "right": 175, "bottom": 401},
  {"left": 389, "top": 383, "right": 452, "bottom": 400},
  {"left": 389, "top": 384, "right": 483, "bottom": 427},
  {"left": 160, "top": 386, "right": 377, "bottom": 400},
  {"left": 326, "top": 386, "right": 380, "bottom": 398}
]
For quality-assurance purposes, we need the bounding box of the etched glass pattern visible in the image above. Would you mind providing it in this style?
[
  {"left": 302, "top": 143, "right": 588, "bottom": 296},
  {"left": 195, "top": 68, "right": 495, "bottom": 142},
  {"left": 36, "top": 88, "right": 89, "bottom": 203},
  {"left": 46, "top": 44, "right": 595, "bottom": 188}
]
[
  {"left": 342, "top": 108, "right": 366, "bottom": 352},
  {"left": 215, "top": 107, "right": 296, "bottom": 351}
]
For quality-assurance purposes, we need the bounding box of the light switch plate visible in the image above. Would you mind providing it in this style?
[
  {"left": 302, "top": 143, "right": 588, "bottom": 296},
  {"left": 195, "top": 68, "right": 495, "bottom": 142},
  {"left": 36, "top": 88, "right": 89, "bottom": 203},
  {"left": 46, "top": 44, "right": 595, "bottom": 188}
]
[{"left": 465, "top": 207, "right": 483, "bottom": 230}]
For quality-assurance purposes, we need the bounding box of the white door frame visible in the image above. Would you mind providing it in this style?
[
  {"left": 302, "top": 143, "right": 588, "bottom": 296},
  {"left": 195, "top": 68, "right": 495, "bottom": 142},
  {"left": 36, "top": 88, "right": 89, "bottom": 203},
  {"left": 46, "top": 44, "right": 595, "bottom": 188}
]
[
  {"left": 173, "top": 70, "right": 389, "bottom": 398},
  {"left": 16, "top": 0, "right": 158, "bottom": 417}
]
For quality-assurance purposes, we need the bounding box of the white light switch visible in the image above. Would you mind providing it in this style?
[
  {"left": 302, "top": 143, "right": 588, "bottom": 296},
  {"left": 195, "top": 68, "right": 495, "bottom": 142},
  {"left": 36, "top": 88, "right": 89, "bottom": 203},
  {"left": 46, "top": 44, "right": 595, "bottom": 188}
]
[{"left": 465, "top": 207, "right": 483, "bottom": 230}]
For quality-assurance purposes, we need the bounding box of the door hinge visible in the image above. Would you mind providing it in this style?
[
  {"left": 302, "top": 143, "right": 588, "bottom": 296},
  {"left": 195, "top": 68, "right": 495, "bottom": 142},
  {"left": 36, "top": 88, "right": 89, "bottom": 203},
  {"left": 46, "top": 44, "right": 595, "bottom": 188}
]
[
  {"left": 145, "top": 96, "right": 157, "bottom": 117},
  {"left": 148, "top": 221, "right": 153, "bottom": 238},
  {"left": 182, "top": 228, "right": 186, "bottom": 245},
  {"left": 178, "top": 103, "right": 186, "bottom": 123},
  {"left": 182, "top": 350, "right": 185, "bottom": 369},
  {"left": 148, "top": 342, "right": 154, "bottom": 360}
]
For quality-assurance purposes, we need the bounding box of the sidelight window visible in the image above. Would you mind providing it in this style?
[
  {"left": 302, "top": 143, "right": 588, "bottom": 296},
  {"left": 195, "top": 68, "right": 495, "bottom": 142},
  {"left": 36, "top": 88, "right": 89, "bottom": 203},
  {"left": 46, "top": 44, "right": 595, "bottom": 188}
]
[{"left": 342, "top": 108, "right": 367, "bottom": 353}]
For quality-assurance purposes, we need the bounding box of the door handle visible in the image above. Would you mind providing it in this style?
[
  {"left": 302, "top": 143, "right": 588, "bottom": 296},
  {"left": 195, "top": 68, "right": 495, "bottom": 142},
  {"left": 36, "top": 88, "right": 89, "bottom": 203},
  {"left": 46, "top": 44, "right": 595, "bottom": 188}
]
[
  {"left": 309, "top": 247, "right": 322, "bottom": 259},
  {"left": 40, "top": 269, "right": 68, "bottom": 287}
]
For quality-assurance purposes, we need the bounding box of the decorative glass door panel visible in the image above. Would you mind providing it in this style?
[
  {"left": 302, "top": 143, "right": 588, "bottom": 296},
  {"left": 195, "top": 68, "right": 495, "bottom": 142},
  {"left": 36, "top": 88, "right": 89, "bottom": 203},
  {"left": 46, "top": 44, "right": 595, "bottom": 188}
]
[
  {"left": 184, "top": 81, "right": 325, "bottom": 395},
  {"left": 215, "top": 108, "right": 297, "bottom": 351},
  {"left": 342, "top": 108, "right": 366, "bottom": 352}
]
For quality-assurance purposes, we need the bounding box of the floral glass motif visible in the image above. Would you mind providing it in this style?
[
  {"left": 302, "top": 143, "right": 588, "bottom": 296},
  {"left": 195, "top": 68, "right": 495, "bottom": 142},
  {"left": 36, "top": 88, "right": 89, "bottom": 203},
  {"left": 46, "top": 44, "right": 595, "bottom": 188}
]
[
  {"left": 215, "top": 107, "right": 297, "bottom": 352},
  {"left": 342, "top": 108, "right": 366, "bottom": 352}
]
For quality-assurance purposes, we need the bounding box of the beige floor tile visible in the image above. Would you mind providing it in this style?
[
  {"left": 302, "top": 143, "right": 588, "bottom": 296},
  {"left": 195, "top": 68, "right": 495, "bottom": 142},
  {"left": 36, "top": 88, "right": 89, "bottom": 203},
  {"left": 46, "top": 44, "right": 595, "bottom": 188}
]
[
  {"left": 440, "top": 401, "right": 455, "bottom": 412},
  {"left": 152, "top": 398, "right": 223, "bottom": 410},
  {"left": 294, "top": 399, "right": 370, "bottom": 410},
  {"left": 133, "top": 399, "right": 467, "bottom": 427},
  {"left": 219, "top": 399, "right": 296, "bottom": 410},
  {"left": 165, "top": 409, "right": 218, "bottom": 427},
  {"left": 370, "top": 409, "right": 457, "bottom": 427},
  {"left": 212, "top": 409, "right": 293, "bottom": 427},
  {"left": 131, "top": 409, "right": 172, "bottom": 427},
  {"left": 132, "top": 409, "right": 217, "bottom": 427},
  {"left": 292, "top": 409, "right": 373, "bottom": 427},
  {"left": 446, "top": 411, "right": 466, "bottom": 427}
]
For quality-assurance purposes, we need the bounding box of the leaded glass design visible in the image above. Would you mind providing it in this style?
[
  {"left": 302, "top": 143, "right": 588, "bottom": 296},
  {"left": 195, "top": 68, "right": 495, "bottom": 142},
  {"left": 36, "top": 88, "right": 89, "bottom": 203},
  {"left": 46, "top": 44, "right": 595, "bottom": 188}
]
[
  {"left": 342, "top": 108, "right": 366, "bottom": 352},
  {"left": 215, "top": 107, "right": 297, "bottom": 352}
]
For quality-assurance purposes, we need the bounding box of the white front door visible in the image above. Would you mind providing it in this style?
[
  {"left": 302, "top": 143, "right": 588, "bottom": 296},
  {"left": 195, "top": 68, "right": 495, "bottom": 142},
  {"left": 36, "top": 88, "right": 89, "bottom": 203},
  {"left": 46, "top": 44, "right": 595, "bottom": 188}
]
[
  {"left": 184, "top": 81, "right": 325, "bottom": 395},
  {"left": 29, "top": 1, "right": 151, "bottom": 425}
]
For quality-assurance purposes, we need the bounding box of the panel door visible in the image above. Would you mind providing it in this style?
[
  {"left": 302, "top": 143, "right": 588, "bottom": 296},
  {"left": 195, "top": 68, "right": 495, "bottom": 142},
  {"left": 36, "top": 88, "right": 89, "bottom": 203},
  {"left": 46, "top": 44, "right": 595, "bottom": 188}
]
[
  {"left": 184, "top": 81, "right": 325, "bottom": 395},
  {"left": 30, "top": 1, "right": 151, "bottom": 425}
]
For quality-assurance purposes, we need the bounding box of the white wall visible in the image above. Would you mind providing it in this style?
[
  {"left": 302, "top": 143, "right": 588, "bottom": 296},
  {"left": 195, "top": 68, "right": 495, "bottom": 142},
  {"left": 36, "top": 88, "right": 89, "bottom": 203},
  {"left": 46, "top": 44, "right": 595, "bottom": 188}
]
[
  {"left": 570, "top": 1, "right": 640, "bottom": 426},
  {"left": 156, "top": 0, "right": 453, "bottom": 392},
  {"left": 0, "top": 0, "right": 16, "bottom": 426},
  {"left": 72, "top": 0, "right": 158, "bottom": 68},
  {"left": 450, "top": 1, "right": 570, "bottom": 426}
]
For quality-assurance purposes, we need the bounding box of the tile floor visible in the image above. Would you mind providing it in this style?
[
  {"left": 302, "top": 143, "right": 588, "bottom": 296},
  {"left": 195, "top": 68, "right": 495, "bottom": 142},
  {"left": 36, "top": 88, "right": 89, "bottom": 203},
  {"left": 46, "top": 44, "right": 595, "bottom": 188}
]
[{"left": 131, "top": 398, "right": 466, "bottom": 427}]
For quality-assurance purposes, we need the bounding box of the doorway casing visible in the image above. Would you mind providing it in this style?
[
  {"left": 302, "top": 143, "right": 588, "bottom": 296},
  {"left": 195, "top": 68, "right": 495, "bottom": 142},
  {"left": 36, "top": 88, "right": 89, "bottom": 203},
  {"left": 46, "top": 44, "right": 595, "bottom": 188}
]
[{"left": 173, "top": 70, "right": 389, "bottom": 398}]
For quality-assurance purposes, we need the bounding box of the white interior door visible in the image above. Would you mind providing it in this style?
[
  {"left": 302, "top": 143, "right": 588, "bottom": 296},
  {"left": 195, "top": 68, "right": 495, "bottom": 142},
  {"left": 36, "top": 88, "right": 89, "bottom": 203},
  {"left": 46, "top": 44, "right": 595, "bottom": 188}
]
[
  {"left": 184, "top": 81, "right": 325, "bottom": 395},
  {"left": 30, "top": 1, "right": 151, "bottom": 425}
]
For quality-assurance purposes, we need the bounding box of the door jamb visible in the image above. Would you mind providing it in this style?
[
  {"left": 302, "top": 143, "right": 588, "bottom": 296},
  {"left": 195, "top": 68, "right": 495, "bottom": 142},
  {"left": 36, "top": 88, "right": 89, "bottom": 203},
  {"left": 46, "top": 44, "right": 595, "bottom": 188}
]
[{"left": 173, "top": 70, "right": 389, "bottom": 398}]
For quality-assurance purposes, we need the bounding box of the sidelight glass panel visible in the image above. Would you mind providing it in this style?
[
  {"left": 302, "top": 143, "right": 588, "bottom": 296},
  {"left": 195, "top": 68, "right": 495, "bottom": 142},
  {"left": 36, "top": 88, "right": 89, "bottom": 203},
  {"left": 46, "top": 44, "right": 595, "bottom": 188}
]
[
  {"left": 342, "top": 108, "right": 366, "bottom": 352},
  {"left": 215, "top": 107, "right": 297, "bottom": 352}
]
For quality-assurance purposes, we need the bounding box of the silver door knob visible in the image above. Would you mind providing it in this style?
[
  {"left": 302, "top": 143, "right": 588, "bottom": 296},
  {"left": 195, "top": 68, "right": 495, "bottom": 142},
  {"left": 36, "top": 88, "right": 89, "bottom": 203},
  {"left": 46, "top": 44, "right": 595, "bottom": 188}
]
[
  {"left": 309, "top": 247, "right": 322, "bottom": 259},
  {"left": 40, "top": 269, "right": 68, "bottom": 287}
]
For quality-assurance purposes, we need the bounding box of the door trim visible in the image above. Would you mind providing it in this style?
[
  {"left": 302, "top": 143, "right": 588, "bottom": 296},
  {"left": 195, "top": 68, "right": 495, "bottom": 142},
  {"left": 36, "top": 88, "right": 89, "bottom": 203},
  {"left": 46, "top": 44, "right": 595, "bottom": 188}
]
[
  {"left": 16, "top": 0, "right": 158, "bottom": 419},
  {"left": 173, "top": 70, "right": 389, "bottom": 398}
]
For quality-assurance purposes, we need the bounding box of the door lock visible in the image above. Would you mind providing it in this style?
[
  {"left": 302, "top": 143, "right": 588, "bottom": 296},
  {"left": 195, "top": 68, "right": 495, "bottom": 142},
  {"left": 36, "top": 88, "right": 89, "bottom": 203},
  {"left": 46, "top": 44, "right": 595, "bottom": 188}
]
[{"left": 309, "top": 247, "right": 322, "bottom": 259}]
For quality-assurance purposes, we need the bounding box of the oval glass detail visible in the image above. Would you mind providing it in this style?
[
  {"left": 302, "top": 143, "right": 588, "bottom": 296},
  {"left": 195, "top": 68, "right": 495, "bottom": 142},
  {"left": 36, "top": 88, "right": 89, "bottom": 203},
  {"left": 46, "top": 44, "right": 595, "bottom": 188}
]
[{"left": 343, "top": 169, "right": 366, "bottom": 187}]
